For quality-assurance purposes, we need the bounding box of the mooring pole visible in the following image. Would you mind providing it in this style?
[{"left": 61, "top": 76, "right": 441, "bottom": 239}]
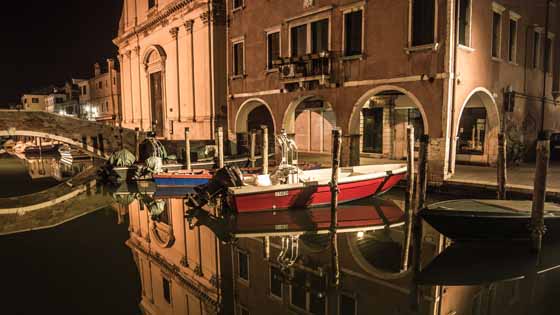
[
  {"left": 497, "top": 134, "right": 507, "bottom": 199},
  {"left": 416, "top": 135, "right": 429, "bottom": 210},
  {"left": 410, "top": 213, "right": 424, "bottom": 312},
  {"left": 119, "top": 127, "right": 124, "bottom": 150},
  {"left": 250, "top": 130, "right": 257, "bottom": 168},
  {"left": 134, "top": 127, "right": 140, "bottom": 161},
  {"left": 530, "top": 131, "right": 550, "bottom": 252},
  {"left": 184, "top": 127, "right": 191, "bottom": 169},
  {"left": 330, "top": 128, "right": 342, "bottom": 287},
  {"left": 216, "top": 127, "right": 224, "bottom": 168},
  {"left": 261, "top": 125, "right": 269, "bottom": 175},
  {"left": 401, "top": 126, "right": 415, "bottom": 271},
  {"left": 38, "top": 137, "right": 42, "bottom": 158}
]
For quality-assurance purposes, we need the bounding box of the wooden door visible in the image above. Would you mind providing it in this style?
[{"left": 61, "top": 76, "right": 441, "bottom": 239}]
[{"left": 150, "top": 71, "right": 164, "bottom": 137}]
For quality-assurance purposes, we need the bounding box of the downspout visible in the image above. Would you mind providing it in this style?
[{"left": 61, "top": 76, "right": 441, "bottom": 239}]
[{"left": 447, "top": 0, "right": 460, "bottom": 175}]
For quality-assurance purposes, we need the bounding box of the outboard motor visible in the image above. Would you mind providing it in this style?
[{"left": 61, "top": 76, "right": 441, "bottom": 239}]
[{"left": 185, "top": 166, "right": 244, "bottom": 212}]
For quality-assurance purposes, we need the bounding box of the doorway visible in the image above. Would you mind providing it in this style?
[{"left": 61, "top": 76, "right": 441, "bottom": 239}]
[{"left": 150, "top": 71, "right": 164, "bottom": 137}]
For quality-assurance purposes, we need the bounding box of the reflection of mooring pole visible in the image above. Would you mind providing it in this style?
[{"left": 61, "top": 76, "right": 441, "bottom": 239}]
[
  {"left": 263, "top": 236, "right": 270, "bottom": 260},
  {"left": 134, "top": 127, "right": 140, "bottom": 161},
  {"left": 216, "top": 127, "right": 224, "bottom": 168},
  {"left": 261, "top": 125, "right": 269, "bottom": 175},
  {"left": 184, "top": 127, "right": 191, "bottom": 170},
  {"left": 401, "top": 126, "right": 415, "bottom": 271},
  {"left": 416, "top": 135, "right": 429, "bottom": 210},
  {"left": 330, "top": 128, "right": 342, "bottom": 287},
  {"left": 530, "top": 131, "right": 550, "bottom": 252}
]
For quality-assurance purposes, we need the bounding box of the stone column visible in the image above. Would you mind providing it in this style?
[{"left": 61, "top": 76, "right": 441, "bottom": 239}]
[
  {"left": 184, "top": 20, "right": 196, "bottom": 122},
  {"left": 135, "top": 46, "right": 144, "bottom": 131},
  {"left": 126, "top": 50, "right": 134, "bottom": 123}
]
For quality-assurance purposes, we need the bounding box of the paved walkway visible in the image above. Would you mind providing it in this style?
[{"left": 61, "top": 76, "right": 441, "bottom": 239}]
[{"left": 299, "top": 152, "right": 560, "bottom": 199}]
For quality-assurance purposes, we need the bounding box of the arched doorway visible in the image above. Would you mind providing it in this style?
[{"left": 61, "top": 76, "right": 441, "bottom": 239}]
[
  {"left": 454, "top": 89, "right": 499, "bottom": 166},
  {"left": 143, "top": 46, "right": 167, "bottom": 137},
  {"left": 348, "top": 87, "right": 428, "bottom": 164},
  {"left": 234, "top": 99, "right": 276, "bottom": 154},
  {"left": 283, "top": 96, "right": 336, "bottom": 154}
]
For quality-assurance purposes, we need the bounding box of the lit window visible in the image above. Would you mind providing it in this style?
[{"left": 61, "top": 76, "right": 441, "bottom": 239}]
[
  {"left": 344, "top": 9, "right": 363, "bottom": 56},
  {"left": 233, "top": 41, "right": 245, "bottom": 76},
  {"left": 411, "top": 0, "right": 435, "bottom": 46},
  {"left": 311, "top": 19, "right": 329, "bottom": 54},
  {"left": 162, "top": 277, "right": 171, "bottom": 304},
  {"left": 267, "top": 31, "right": 280, "bottom": 69},
  {"left": 238, "top": 251, "right": 249, "bottom": 282},
  {"left": 291, "top": 24, "right": 307, "bottom": 57},
  {"left": 458, "top": 0, "right": 471, "bottom": 46}
]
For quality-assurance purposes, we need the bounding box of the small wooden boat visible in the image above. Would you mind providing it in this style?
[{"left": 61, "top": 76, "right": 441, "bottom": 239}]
[
  {"left": 153, "top": 169, "right": 213, "bottom": 187},
  {"left": 24, "top": 143, "right": 59, "bottom": 155},
  {"left": 419, "top": 199, "right": 560, "bottom": 242},
  {"left": 228, "top": 163, "right": 406, "bottom": 213},
  {"left": 58, "top": 145, "right": 91, "bottom": 165}
]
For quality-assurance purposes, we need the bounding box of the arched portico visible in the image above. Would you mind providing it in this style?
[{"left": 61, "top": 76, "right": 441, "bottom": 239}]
[
  {"left": 282, "top": 95, "right": 336, "bottom": 153},
  {"left": 234, "top": 98, "right": 277, "bottom": 134},
  {"left": 347, "top": 85, "right": 429, "bottom": 165},
  {"left": 453, "top": 87, "right": 500, "bottom": 168},
  {"left": 233, "top": 98, "right": 276, "bottom": 154}
]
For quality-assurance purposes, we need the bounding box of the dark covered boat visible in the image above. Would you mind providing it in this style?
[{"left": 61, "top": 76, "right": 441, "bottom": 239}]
[{"left": 419, "top": 199, "right": 560, "bottom": 242}]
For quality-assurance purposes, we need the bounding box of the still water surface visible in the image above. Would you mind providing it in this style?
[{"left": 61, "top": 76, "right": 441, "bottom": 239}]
[{"left": 1, "top": 155, "right": 559, "bottom": 315}]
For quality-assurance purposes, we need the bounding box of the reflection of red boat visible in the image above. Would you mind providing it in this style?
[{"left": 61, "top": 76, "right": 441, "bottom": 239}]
[
  {"left": 228, "top": 164, "right": 406, "bottom": 213},
  {"left": 230, "top": 199, "right": 405, "bottom": 237}
]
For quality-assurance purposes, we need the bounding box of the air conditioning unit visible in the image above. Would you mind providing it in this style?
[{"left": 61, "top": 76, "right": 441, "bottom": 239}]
[{"left": 280, "top": 64, "right": 297, "bottom": 78}]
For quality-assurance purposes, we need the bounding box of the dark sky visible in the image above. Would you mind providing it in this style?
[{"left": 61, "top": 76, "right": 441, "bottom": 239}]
[{"left": 0, "top": 0, "right": 123, "bottom": 107}]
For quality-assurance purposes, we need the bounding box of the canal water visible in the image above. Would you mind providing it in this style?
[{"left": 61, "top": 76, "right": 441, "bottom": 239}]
[{"left": 1, "top": 154, "right": 560, "bottom": 315}]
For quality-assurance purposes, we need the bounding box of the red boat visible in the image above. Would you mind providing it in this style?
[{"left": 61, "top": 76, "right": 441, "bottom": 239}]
[{"left": 228, "top": 163, "right": 406, "bottom": 213}]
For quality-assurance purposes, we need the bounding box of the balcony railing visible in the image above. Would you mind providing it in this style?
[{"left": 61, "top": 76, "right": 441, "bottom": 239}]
[{"left": 273, "top": 51, "right": 332, "bottom": 87}]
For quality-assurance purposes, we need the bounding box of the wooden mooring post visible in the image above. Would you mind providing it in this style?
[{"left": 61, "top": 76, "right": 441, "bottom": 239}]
[
  {"left": 250, "top": 130, "right": 257, "bottom": 168},
  {"left": 261, "top": 125, "right": 269, "bottom": 175},
  {"left": 216, "top": 127, "right": 224, "bottom": 168},
  {"left": 497, "top": 133, "right": 507, "bottom": 200},
  {"left": 330, "top": 128, "right": 342, "bottom": 287},
  {"left": 416, "top": 135, "right": 429, "bottom": 209},
  {"left": 184, "top": 127, "right": 191, "bottom": 169},
  {"left": 263, "top": 236, "right": 270, "bottom": 260},
  {"left": 134, "top": 127, "right": 140, "bottom": 160},
  {"left": 530, "top": 131, "right": 551, "bottom": 252},
  {"left": 401, "top": 126, "right": 415, "bottom": 271}
]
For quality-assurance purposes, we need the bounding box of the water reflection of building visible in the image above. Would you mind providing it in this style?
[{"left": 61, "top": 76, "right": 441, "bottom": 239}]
[
  {"left": 25, "top": 157, "right": 93, "bottom": 181},
  {"left": 125, "top": 196, "right": 228, "bottom": 315},
  {"left": 123, "top": 194, "right": 560, "bottom": 315}
]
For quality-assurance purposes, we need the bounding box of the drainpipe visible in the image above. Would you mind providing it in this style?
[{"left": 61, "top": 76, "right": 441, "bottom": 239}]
[{"left": 447, "top": 0, "right": 460, "bottom": 175}]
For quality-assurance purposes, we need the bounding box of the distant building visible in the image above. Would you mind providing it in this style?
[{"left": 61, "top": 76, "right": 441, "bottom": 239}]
[
  {"left": 43, "top": 82, "right": 80, "bottom": 116},
  {"left": 113, "top": 0, "right": 227, "bottom": 140},
  {"left": 21, "top": 93, "right": 48, "bottom": 111},
  {"left": 76, "top": 59, "right": 121, "bottom": 124}
]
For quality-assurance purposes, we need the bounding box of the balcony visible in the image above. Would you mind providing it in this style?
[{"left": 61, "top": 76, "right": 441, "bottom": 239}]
[{"left": 273, "top": 51, "right": 332, "bottom": 90}]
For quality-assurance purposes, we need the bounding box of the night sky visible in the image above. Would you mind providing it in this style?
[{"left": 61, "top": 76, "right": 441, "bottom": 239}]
[{"left": 0, "top": 0, "right": 123, "bottom": 107}]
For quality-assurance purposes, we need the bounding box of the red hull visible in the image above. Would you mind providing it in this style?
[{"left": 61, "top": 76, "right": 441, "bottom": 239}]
[{"left": 231, "top": 173, "right": 404, "bottom": 213}]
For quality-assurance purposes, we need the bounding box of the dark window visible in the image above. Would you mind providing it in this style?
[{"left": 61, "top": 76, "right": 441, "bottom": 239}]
[
  {"left": 344, "top": 10, "right": 363, "bottom": 56},
  {"left": 163, "top": 277, "right": 171, "bottom": 304},
  {"left": 82, "top": 86, "right": 87, "bottom": 95},
  {"left": 238, "top": 251, "right": 249, "bottom": 281},
  {"left": 148, "top": 0, "right": 156, "bottom": 9},
  {"left": 32, "top": 98, "right": 39, "bottom": 104},
  {"left": 362, "top": 108, "right": 383, "bottom": 154},
  {"left": 233, "top": 0, "right": 243, "bottom": 10},
  {"left": 55, "top": 97, "right": 64, "bottom": 104},
  {"left": 457, "top": 107, "right": 487, "bottom": 155},
  {"left": 508, "top": 19, "right": 518, "bottom": 62},
  {"left": 291, "top": 24, "right": 307, "bottom": 57},
  {"left": 458, "top": 0, "right": 471, "bottom": 46},
  {"left": 412, "top": 0, "right": 435, "bottom": 46},
  {"left": 98, "top": 81, "right": 103, "bottom": 89},
  {"left": 233, "top": 42, "right": 244, "bottom": 76},
  {"left": 113, "top": 77, "right": 116, "bottom": 85},
  {"left": 492, "top": 12, "right": 502, "bottom": 58},
  {"left": 533, "top": 31, "right": 541, "bottom": 68},
  {"left": 340, "top": 294, "right": 357, "bottom": 315},
  {"left": 270, "top": 266, "right": 283, "bottom": 298},
  {"left": 311, "top": 19, "right": 329, "bottom": 53},
  {"left": 290, "top": 270, "right": 307, "bottom": 310},
  {"left": 267, "top": 32, "right": 280, "bottom": 69},
  {"left": 24, "top": 98, "right": 27, "bottom": 104},
  {"left": 545, "top": 37, "right": 553, "bottom": 73}
]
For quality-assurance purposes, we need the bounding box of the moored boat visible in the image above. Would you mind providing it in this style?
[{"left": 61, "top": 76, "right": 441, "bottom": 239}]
[
  {"left": 24, "top": 143, "right": 60, "bottom": 155},
  {"left": 419, "top": 199, "right": 560, "bottom": 242},
  {"left": 228, "top": 163, "right": 406, "bottom": 213},
  {"left": 153, "top": 169, "right": 213, "bottom": 187}
]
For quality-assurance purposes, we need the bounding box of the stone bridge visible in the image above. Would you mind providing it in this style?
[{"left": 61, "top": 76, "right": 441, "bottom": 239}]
[{"left": 0, "top": 110, "right": 146, "bottom": 157}]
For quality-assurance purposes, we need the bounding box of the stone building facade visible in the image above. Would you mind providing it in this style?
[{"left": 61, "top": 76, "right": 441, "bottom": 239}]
[
  {"left": 76, "top": 59, "right": 122, "bottom": 124},
  {"left": 21, "top": 93, "right": 48, "bottom": 111},
  {"left": 114, "top": 0, "right": 227, "bottom": 141},
  {"left": 227, "top": 0, "right": 560, "bottom": 181}
]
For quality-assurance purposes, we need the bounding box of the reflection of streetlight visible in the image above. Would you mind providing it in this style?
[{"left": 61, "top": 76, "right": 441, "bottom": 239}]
[{"left": 357, "top": 231, "right": 365, "bottom": 239}]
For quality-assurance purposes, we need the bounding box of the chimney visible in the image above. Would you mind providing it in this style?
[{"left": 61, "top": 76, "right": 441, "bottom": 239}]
[
  {"left": 107, "top": 58, "right": 115, "bottom": 71},
  {"left": 94, "top": 62, "right": 101, "bottom": 76}
]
